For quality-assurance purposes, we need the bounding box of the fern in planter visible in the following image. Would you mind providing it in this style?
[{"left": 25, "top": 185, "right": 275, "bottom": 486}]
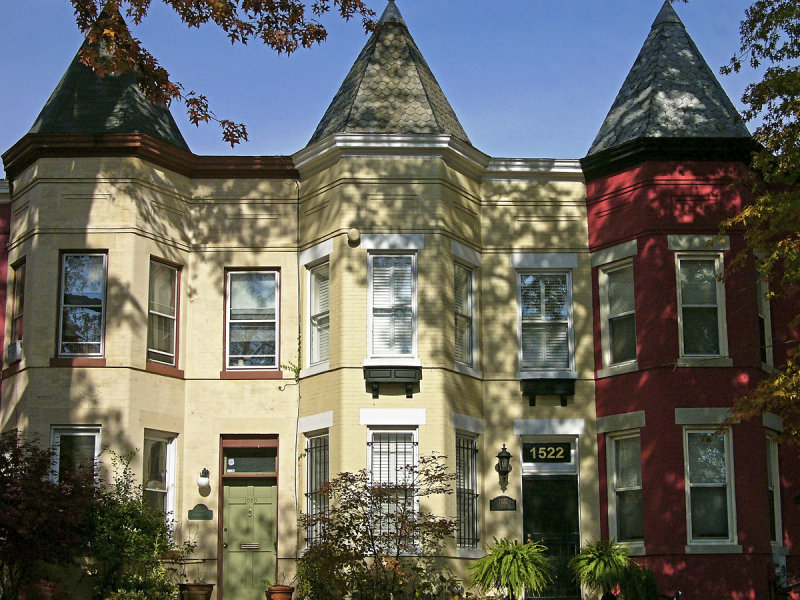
[
  {"left": 569, "top": 540, "right": 631, "bottom": 600},
  {"left": 468, "top": 538, "right": 553, "bottom": 600},
  {"left": 618, "top": 562, "right": 660, "bottom": 600}
]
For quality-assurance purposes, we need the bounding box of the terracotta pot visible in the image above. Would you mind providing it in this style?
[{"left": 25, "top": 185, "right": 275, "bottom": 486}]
[
  {"left": 179, "top": 582, "right": 215, "bottom": 600},
  {"left": 267, "top": 584, "right": 294, "bottom": 600}
]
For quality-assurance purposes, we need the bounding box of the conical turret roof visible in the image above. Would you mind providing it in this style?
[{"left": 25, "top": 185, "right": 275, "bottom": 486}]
[
  {"left": 308, "top": 0, "right": 469, "bottom": 145},
  {"left": 587, "top": 1, "right": 749, "bottom": 156},
  {"left": 29, "top": 34, "right": 189, "bottom": 151}
]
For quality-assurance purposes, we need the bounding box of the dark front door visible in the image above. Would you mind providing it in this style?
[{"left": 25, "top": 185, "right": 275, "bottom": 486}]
[{"left": 522, "top": 475, "right": 580, "bottom": 600}]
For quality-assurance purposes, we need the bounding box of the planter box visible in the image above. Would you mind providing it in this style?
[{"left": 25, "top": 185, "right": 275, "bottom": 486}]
[
  {"left": 179, "top": 582, "right": 215, "bottom": 600},
  {"left": 267, "top": 585, "right": 294, "bottom": 600}
]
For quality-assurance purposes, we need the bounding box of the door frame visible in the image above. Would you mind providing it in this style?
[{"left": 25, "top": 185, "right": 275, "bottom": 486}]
[{"left": 217, "top": 435, "right": 279, "bottom": 600}]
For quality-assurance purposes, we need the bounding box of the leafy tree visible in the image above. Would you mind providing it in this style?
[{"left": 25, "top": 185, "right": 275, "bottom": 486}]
[
  {"left": 86, "top": 451, "right": 178, "bottom": 600},
  {"left": 0, "top": 431, "right": 96, "bottom": 600},
  {"left": 468, "top": 538, "right": 554, "bottom": 600},
  {"left": 69, "top": 0, "right": 374, "bottom": 145},
  {"left": 718, "top": 0, "right": 800, "bottom": 442},
  {"left": 296, "top": 453, "right": 460, "bottom": 600}
]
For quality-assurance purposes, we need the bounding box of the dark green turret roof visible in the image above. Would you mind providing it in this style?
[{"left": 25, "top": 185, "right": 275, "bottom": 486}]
[
  {"left": 308, "top": 0, "right": 469, "bottom": 146},
  {"left": 29, "top": 39, "right": 189, "bottom": 152},
  {"left": 587, "top": 1, "right": 749, "bottom": 156}
]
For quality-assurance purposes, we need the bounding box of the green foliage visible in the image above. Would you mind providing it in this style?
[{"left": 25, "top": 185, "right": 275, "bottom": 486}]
[
  {"left": 569, "top": 540, "right": 631, "bottom": 596},
  {"left": 86, "top": 452, "right": 178, "bottom": 600},
  {"left": 296, "top": 454, "right": 460, "bottom": 600},
  {"left": 618, "top": 563, "right": 660, "bottom": 600},
  {"left": 0, "top": 432, "right": 96, "bottom": 600},
  {"left": 468, "top": 538, "right": 554, "bottom": 600}
]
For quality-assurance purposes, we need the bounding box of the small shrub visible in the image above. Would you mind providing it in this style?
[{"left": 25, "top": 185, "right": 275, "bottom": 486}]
[
  {"left": 619, "top": 562, "right": 659, "bottom": 600},
  {"left": 569, "top": 539, "right": 631, "bottom": 600},
  {"left": 468, "top": 538, "right": 554, "bottom": 600}
]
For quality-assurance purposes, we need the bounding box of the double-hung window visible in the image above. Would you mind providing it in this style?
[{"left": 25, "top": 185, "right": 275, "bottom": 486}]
[
  {"left": 518, "top": 272, "right": 572, "bottom": 371},
  {"left": 684, "top": 429, "right": 736, "bottom": 543},
  {"left": 226, "top": 270, "right": 279, "bottom": 369},
  {"left": 454, "top": 263, "right": 476, "bottom": 368},
  {"left": 309, "top": 263, "right": 330, "bottom": 365},
  {"left": 10, "top": 260, "right": 25, "bottom": 345},
  {"left": 600, "top": 262, "right": 636, "bottom": 367},
  {"left": 456, "top": 433, "right": 479, "bottom": 549},
  {"left": 50, "top": 425, "right": 100, "bottom": 482},
  {"left": 59, "top": 253, "right": 107, "bottom": 356},
  {"left": 608, "top": 434, "right": 644, "bottom": 544},
  {"left": 143, "top": 431, "right": 177, "bottom": 517},
  {"left": 757, "top": 277, "right": 773, "bottom": 367},
  {"left": 767, "top": 434, "right": 782, "bottom": 545},
  {"left": 148, "top": 260, "right": 179, "bottom": 366},
  {"left": 369, "top": 254, "right": 416, "bottom": 358},
  {"left": 305, "top": 433, "right": 329, "bottom": 546},
  {"left": 367, "top": 428, "right": 418, "bottom": 544},
  {"left": 676, "top": 255, "right": 727, "bottom": 358}
]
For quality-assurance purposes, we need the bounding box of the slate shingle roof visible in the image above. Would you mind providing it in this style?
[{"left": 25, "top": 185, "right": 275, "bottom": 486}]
[
  {"left": 587, "top": 1, "right": 750, "bottom": 156},
  {"left": 29, "top": 40, "right": 189, "bottom": 152},
  {"left": 308, "top": 0, "right": 469, "bottom": 146}
]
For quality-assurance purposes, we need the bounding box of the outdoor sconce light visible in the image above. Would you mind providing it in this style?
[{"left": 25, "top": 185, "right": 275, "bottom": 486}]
[
  {"left": 495, "top": 444, "right": 512, "bottom": 491},
  {"left": 197, "top": 468, "right": 210, "bottom": 489}
]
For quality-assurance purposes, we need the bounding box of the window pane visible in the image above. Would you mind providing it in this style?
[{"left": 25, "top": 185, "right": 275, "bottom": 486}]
[
  {"left": 311, "top": 264, "right": 329, "bottom": 315},
  {"left": 372, "top": 256, "right": 412, "bottom": 307},
  {"left": 682, "top": 307, "right": 720, "bottom": 354},
  {"left": 456, "top": 435, "right": 479, "bottom": 548},
  {"left": 680, "top": 260, "right": 717, "bottom": 305},
  {"left": 691, "top": 487, "right": 728, "bottom": 538},
  {"left": 311, "top": 314, "right": 329, "bottom": 364},
  {"left": 60, "top": 307, "right": 102, "bottom": 353},
  {"left": 148, "top": 313, "right": 175, "bottom": 356},
  {"left": 149, "top": 263, "right": 176, "bottom": 317},
  {"left": 688, "top": 433, "right": 726, "bottom": 484},
  {"left": 610, "top": 314, "right": 636, "bottom": 364},
  {"left": 144, "top": 438, "right": 167, "bottom": 492},
  {"left": 63, "top": 255, "right": 104, "bottom": 306},
  {"left": 522, "top": 323, "right": 568, "bottom": 368},
  {"left": 608, "top": 267, "right": 634, "bottom": 315},
  {"left": 520, "top": 274, "right": 542, "bottom": 320},
  {"left": 59, "top": 435, "right": 95, "bottom": 479},
  {"left": 228, "top": 323, "right": 276, "bottom": 366},
  {"left": 617, "top": 489, "right": 643, "bottom": 541},
  {"left": 230, "top": 272, "right": 276, "bottom": 319},
  {"left": 455, "top": 314, "right": 472, "bottom": 364},
  {"left": 373, "top": 307, "right": 413, "bottom": 355},
  {"left": 310, "top": 264, "right": 330, "bottom": 364},
  {"left": 615, "top": 436, "right": 642, "bottom": 488},
  {"left": 455, "top": 264, "right": 471, "bottom": 315}
]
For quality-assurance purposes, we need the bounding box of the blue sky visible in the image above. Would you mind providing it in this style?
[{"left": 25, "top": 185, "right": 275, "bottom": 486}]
[{"left": 1, "top": 0, "right": 755, "bottom": 175}]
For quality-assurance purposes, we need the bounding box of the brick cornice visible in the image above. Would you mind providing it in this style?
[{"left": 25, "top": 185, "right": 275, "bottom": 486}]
[{"left": 2, "top": 133, "right": 299, "bottom": 180}]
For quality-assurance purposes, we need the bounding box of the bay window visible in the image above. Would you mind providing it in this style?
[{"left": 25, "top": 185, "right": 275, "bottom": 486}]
[
  {"left": 369, "top": 254, "right": 416, "bottom": 358},
  {"left": 600, "top": 262, "right": 636, "bottom": 367},
  {"left": 608, "top": 433, "right": 644, "bottom": 544},
  {"left": 59, "top": 253, "right": 107, "bottom": 356},
  {"left": 676, "top": 255, "right": 727, "bottom": 358}
]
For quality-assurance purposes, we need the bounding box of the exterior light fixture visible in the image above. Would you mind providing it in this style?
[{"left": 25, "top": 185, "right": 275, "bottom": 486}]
[
  {"left": 197, "top": 468, "right": 210, "bottom": 489},
  {"left": 495, "top": 444, "right": 512, "bottom": 491}
]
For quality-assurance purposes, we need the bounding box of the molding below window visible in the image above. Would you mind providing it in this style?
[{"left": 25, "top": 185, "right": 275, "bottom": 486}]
[
  {"left": 220, "top": 370, "right": 284, "bottom": 380},
  {"left": 300, "top": 361, "right": 330, "bottom": 379},
  {"left": 597, "top": 361, "right": 638, "bottom": 379},
  {"left": 516, "top": 369, "right": 577, "bottom": 380},
  {"left": 771, "top": 543, "right": 789, "bottom": 556},
  {"left": 146, "top": 361, "right": 184, "bottom": 379},
  {"left": 619, "top": 542, "right": 645, "bottom": 557},
  {"left": 457, "top": 547, "right": 484, "bottom": 559},
  {"left": 676, "top": 356, "right": 733, "bottom": 368},
  {"left": 454, "top": 362, "right": 482, "bottom": 379},
  {"left": 50, "top": 357, "right": 106, "bottom": 367},
  {"left": 364, "top": 357, "right": 421, "bottom": 367},
  {"left": 684, "top": 543, "right": 742, "bottom": 554},
  {"left": 597, "top": 411, "right": 646, "bottom": 434}
]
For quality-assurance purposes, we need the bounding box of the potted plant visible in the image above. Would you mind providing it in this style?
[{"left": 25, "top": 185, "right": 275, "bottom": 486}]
[
  {"left": 569, "top": 539, "right": 630, "bottom": 600},
  {"left": 468, "top": 538, "right": 554, "bottom": 600},
  {"left": 171, "top": 540, "right": 215, "bottom": 600},
  {"left": 263, "top": 573, "right": 294, "bottom": 600}
]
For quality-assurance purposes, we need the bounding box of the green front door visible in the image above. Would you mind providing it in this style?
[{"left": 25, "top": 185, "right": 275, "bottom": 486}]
[{"left": 222, "top": 480, "right": 277, "bottom": 600}]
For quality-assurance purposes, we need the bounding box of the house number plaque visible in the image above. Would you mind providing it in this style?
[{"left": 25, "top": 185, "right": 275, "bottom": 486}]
[
  {"left": 522, "top": 442, "right": 571, "bottom": 463},
  {"left": 489, "top": 495, "right": 517, "bottom": 511}
]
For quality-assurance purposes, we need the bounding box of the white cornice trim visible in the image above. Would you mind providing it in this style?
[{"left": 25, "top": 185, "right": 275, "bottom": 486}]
[
  {"left": 483, "top": 158, "right": 584, "bottom": 181},
  {"left": 293, "top": 134, "right": 490, "bottom": 180}
]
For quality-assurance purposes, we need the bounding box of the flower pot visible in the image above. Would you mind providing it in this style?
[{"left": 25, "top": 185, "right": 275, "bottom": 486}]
[
  {"left": 179, "top": 582, "right": 215, "bottom": 600},
  {"left": 266, "top": 584, "right": 294, "bottom": 600}
]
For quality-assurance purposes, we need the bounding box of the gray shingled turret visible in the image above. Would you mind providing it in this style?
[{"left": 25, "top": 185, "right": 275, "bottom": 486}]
[
  {"left": 308, "top": 0, "right": 469, "bottom": 145},
  {"left": 587, "top": 1, "right": 750, "bottom": 156},
  {"left": 29, "top": 37, "right": 189, "bottom": 152}
]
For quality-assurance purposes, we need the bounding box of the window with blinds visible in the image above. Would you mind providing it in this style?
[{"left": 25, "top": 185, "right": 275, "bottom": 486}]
[
  {"left": 455, "top": 263, "right": 475, "bottom": 367},
  {"left": 456, "top": 434, "right": 479, "bottom": 548},
  {"left": 305, "top": 433, "right": 329, "bottom": 546},
  {"left": 519, "top": 272, "right": 571, "bottom": 370},
  {"left": 310, "top": 262, "right": 330, "bottom": 364},
  {"left": 370, "top": 255, "right": 415, "bottom": 357}
]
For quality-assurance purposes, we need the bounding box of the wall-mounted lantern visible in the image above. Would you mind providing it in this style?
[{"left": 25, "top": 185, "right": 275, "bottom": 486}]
[
  {"left": 495, "top": 444, "right": 512, "bottom": 491},
  {"left": 197, "top": 468, "right": 210, "bottom": 489}
]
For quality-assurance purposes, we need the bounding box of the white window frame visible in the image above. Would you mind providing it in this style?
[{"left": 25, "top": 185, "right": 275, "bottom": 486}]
[
  {"left": 757, "top": 277, "right": 774, "bottom": 368},
  {"left": 147, "top": 260, "right": 179, "bottom": 366},
  {"left": 308, "top": 261, "right": 330, "bottom": 367},
  {"left": 225, "top": 269, "right": 280, "bottom": 370},
  {"left": 305, "top": 431, "right": 330, "bottom": 547},
  {"left": 683, "top": 427, "right": 737, "bottom": 546},
  {"left": 50, "top": 425, "right": 101, "bottom": 482},
  {"left": 598, "top": 260, "right": 637, "bottom": 373},
  {"left": 367, "top": 426, "right": 419, "bottom": 508},
  {"left": 606, "top": 432, "right": 644, "bottom": 552},
  {"left": 675, "top": 253, "right": 729, "bottom": 362},
  {"left": 10, "top": 259, "right": 25, "bottom": 344},
  {"left": 767, "top": 433, "right": 782, "bottom": 546},
  {"left": 58, "top": 252, "right": 107, "bottom": 357},
  {"left": 143, "top": 430, "right": 177, "bottom": 518},
  {"left": 454, "top": 261, "right": 477, "bottom": 370},
  {"left": 455, "top": 432, "right": 480, "bottom": 551},
  {"left": 516, "top": 270, "right": 575, "bottom": 378},
  {"left": 367, "top": 252, "right": 418, "bottom": 360}
]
